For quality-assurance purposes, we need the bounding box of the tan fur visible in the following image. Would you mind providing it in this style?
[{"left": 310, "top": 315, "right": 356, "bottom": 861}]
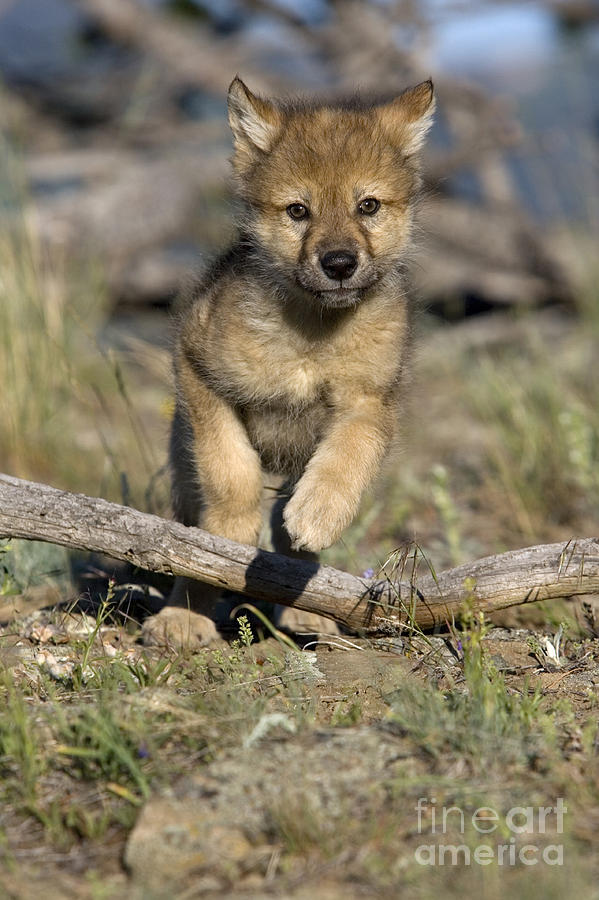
[{"left": 147, "top": 78, "right": 434, "bottom": 643}]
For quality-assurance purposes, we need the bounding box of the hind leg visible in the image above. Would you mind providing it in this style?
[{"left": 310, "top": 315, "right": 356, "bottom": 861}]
[{"left": 140, "top": 578, "right": 223, "bottom": 649}]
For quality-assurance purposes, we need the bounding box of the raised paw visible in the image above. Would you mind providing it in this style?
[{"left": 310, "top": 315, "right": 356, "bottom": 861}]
[
  {"left": 141, "top": 607, "right": 221, "bottom": 649},
  {"left": 283, "top": 483, "right": 354, "bottom": 552}
]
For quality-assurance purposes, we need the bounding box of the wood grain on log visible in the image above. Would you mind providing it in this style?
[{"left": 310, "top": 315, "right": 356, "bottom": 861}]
[{"left": 1, "top": 473, "right": 598, "bottom": 633}]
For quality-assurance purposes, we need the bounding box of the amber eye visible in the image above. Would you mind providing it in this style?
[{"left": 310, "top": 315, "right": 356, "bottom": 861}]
[
  {"left": 358, "top": 197, "right": 380, "bottom": 216},
  {"left": 287, "top": 203, "right": 309, "bottom": 221}
]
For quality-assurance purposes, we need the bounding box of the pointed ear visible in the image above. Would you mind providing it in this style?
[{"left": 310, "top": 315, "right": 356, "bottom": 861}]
[
  {"left": 227, "top": 78, "right": 282, "bottom": 169},
  {"left": 377, "top": 80, "right": 435, "bottom": 156}
]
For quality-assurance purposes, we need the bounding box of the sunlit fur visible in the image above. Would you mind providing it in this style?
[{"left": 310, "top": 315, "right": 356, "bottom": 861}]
[
  {"left": 156, "top": 78, "right": 434, "bottom": 642},
  {"left": 228, "top": 79, "right": 434, "bottom": 309}
]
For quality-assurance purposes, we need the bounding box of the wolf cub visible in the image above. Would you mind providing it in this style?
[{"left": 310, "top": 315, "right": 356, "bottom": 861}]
[{"left": 142, "top": 77, "right": 434, "bottom": 647}]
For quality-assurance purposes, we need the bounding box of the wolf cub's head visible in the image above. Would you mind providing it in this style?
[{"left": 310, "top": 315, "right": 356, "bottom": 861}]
[{"left": 228, "top": 77, "right": 434, "bottom": 309}]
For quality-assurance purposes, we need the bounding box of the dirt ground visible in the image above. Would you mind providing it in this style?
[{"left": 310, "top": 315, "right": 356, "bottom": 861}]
[{"left": 1, "top": 587, "right": 599, "bottom": 899}]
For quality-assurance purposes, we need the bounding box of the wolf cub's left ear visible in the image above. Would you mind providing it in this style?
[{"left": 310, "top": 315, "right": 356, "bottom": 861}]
[
  {"left": 378, "top": 80, "right": 435, "bottom": 156},
  {"left": 228, "top": 78, "right": 282, "bottom": 171}
]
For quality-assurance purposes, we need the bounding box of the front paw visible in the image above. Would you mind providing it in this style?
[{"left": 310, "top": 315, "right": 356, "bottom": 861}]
[{"left": 283, "top": 482, "right": 354, "bottom": 552}]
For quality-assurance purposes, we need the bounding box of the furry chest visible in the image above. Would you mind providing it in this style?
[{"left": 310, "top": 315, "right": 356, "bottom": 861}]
[
  {"left": 239, "top": 396, "right": 330, "bottom": 477},
  {"left": 216, "top": 343, "right": 324, "bottom": 406},
  {"left": 272, "top": 360, "right": 321, "bottom": 401}
]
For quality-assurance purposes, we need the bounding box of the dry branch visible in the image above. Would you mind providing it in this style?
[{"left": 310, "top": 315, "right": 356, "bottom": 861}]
[
  {"left": 1, "top": 473, "right": 598, "bottom": 634},
  {"left": 74, "top": 0, "right": 280, "bottom": 95}
]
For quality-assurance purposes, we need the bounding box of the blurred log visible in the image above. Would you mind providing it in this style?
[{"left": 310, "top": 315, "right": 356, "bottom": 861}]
[
  {"left": 25, "top": 143, "right": 227, "bottom": 261},
  {"left": 0, "top": 0, "right": 590, "bottom": 312},
  {"left": 415, "top": 198, "right": 573, "bottom": 309},
  {"left": 73, "top": 0, "right": 278, "bottom": 95},
  {"left": 1, "top": 473, "right": 599, "bottom": 634},
  {"left": 550, "top": 0, "right": 599, "bottom": 28}
]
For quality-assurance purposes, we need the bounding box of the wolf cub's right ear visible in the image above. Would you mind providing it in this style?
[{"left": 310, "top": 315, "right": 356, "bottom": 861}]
[{"left": 227, "top": 78, "right": 282, "bottom": 172}]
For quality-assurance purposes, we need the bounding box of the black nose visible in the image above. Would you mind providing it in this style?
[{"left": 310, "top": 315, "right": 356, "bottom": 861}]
[{"left": 320, "top": 250, "right": 358, "bottom": 281}]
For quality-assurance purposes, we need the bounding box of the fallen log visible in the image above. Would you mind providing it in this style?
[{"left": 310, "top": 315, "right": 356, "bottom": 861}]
[
  {"left": 1, "top": 473, "right": 598, "bottom": 633},
  {"left": 74, "top": 0, "right": 278, "bottom": 96}
]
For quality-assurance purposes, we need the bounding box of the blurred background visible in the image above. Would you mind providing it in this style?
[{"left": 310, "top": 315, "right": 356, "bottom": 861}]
[{"left": 1, "top": 0, "right": 598, "bottom": 598}]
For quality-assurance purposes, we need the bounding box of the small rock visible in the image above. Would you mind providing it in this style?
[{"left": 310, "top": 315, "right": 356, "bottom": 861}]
[
  {"left": 35, "top": 650, "right": 75, "bottom": 681},
  {"left": 25, "top": 622, "right": 69, "bottom": 644}
]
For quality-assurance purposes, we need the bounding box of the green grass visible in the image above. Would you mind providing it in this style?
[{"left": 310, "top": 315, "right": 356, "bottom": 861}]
[
  {"left": 0, "top": 136, "right": 170, "bottom": 511},
  {"left": 387, "top": 604, "right": 553, "bottom": 768},
  {"left": 0, "top": 610, "right": 296, "bottom": 850},
  {"left": 466, "top": 327, "right": 599, "bottom": 542}
]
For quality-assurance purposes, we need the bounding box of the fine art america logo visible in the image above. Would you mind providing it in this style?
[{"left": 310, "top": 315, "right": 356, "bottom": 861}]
[{"left": 415, "top": 798, "right": 567, "bottom": 866}]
